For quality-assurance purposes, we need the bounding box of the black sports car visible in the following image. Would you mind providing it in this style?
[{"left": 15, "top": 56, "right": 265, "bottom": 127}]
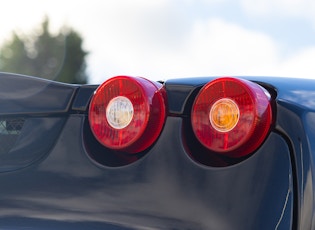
[{"left": 0, "top": 72, "right": 313, "bottom": 229}]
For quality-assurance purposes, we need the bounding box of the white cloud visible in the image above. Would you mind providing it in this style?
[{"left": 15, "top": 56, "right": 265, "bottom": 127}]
[
  {"left": 166, "top": 18, "right": 315, "bottom": 80},
  {"left": 276, "top": 47, "right": 315, "bottom": 78},
  {"left": 183, "top": 19, "right": 280, "bottom": 76},
  {"left": 87, "top": 17, "right": 315, "bottom": 82},
  {"left": 240, "top": 0, "right": 315, "bottom": 25},
  {"left": 184, "top": 0, "right": 227, "bottom": 5},
  {"left": 0, "top": 0, "right": 315, "bottom": 83},
  {"left": 87, "top": 18, "right": 283, "bottom": 82}
]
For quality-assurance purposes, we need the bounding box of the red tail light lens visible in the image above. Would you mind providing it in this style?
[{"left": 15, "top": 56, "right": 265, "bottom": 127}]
[
  {"left": 191, "top": 77, "right": 272, "bottom": 158},
  {"left": 89, "top": 76, "right": 166, "bottom": 153}
]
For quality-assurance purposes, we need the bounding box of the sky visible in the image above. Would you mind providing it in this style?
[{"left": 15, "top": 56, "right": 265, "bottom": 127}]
[{"left": 0, "top": 0, "right": 314, "bottom": 84}]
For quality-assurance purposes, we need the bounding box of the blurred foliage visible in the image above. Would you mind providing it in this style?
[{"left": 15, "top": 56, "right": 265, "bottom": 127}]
[{"left": 0, "top": 17, "right": 88, "bottom": 84}]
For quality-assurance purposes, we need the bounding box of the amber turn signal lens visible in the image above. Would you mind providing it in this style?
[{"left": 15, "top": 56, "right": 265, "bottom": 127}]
[
  {"left": 209, "top": 98, "right": 240, "bottom": 132},
  {"left": 191, "top": 77, "right": 272, "bottom": 158}
]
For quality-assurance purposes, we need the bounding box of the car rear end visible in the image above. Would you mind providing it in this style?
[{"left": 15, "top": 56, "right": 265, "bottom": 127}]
[{"left": 1, "top": 73, "right": 313, "bottom": 229}]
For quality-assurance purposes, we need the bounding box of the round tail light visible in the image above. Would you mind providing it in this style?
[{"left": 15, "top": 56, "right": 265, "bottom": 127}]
[
  {"left": 191, "top": 77, "right": 272, "bottom": 158},
  {"left": 89, "top": 76, "right": 166, "bottom": 153}
]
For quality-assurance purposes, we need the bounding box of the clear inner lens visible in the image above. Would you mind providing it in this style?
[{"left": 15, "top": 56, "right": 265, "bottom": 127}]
[{"left": 106, "top": 96, "right": 134, "bottom": 129}]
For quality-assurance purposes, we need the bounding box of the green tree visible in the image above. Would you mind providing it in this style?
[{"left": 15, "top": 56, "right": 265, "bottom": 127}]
[{"left": 0, "top": 17, "right": 88, "bottom": 84}]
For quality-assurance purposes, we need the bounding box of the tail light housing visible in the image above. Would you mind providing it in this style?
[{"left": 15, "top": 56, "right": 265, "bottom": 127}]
[
  {"left": 191, "top": 77, "right": 272, "bottom": 158},
  {"left": 88, "top": 76, "right": 166, "bottom": 153}
]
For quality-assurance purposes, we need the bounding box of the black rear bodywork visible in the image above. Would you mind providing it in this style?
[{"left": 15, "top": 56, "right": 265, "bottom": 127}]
[{"left": 0, "top": 72, "right": 314, "bottom": 229}]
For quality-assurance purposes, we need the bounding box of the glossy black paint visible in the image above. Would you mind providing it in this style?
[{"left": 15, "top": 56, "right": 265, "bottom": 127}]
[
  {"left": 0, "top": 116, "right": 292, "bottom": 229},
  {"left": 0, "top": 117, "right": 66, "bottom": 172},
  {"left": 0, "top": 73, "right": 76, "bottom": 115},
  {"left": 0, "top": 73, "right": 314, "bottom": 229},
  {"left": 0, "top": 73, "right": 74, "bottom": 173}
]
